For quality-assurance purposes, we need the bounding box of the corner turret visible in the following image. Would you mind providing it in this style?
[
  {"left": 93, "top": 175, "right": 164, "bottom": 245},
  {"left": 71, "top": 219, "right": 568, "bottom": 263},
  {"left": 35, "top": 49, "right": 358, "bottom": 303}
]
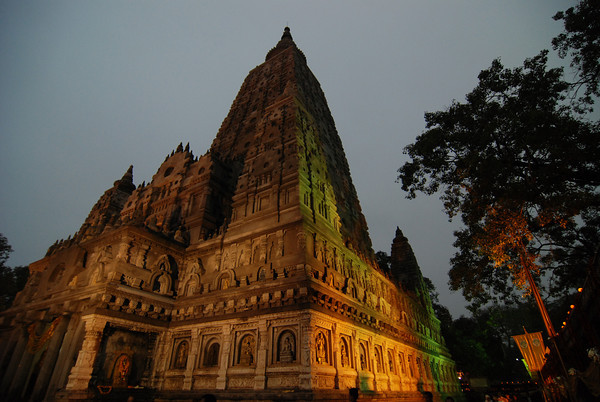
[
  {"left": 74, "top": 166, "right": 136, "bottom": 242},
  {"left": 390, "top": 227, "right": 433, "bottom": 310}
]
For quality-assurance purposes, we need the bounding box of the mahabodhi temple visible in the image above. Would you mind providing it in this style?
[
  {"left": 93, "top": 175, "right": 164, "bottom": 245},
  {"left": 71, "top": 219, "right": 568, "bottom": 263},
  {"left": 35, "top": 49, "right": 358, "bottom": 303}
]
[{"left": 0, "top": 28, "right": 461, "bottom": 402}]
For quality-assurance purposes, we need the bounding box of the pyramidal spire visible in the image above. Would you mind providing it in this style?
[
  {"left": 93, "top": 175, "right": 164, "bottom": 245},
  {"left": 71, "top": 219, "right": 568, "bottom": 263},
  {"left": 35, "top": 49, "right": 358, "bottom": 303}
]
[
  {"left": 390, "top": 228, "right": 432, "bottom": 309},
  {"left": 210, "top": 25, "right": 374, "bottom": 263}
]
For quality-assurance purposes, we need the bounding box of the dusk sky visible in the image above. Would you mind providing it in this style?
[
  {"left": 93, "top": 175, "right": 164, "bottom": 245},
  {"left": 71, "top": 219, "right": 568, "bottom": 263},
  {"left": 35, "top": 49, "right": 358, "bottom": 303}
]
[{"left": 0, "top": 1, "right": 572, "bottom": 317}]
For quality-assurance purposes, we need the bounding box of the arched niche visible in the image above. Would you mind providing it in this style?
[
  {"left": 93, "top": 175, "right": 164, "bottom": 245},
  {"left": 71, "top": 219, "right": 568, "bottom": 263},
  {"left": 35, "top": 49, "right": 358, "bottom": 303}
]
[
  {"left": 276, "top": 330, "right": 296, "bottom": 363},
  {"left": 374, "top": 346, "right": 383, "bottom": 373},
  {"left": 257, "top": 267, "right": 266, "bottom": 282},
  {"left": 111, "top": 353, "right": 132, "bottom": 387},
  {"left": 214, "top": 270, "right": 236, "bottom": 291},
  {"left": 237, "top": 334, "right": 256, "bottom": 366},
  {"left": 359, "top": 342, "right": 369, "bottom": 372},
  {"left": 339, "top": 337, "right": 351, "bottom": 368},
  {"left": 202, "top": 338, "right": 220, "bottom": 368},
  {"left": 149, "top": 255, "right": 179, "bottom": 295},
  {"left": 183, "top": 273, "right": 200, "bottom": 296},
  {"left": 171, "top": 339, "right": 189, "bottom": 370},
  {"left": 314, "top": 330, "right": 329, "bottom": 364},
  {"left": 387, "top": 350, "right": 396, "bottom": 374}
]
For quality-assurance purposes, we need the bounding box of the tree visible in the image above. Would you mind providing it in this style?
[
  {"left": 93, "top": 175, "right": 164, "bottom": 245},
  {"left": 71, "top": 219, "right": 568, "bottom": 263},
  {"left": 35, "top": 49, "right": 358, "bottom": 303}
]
[
  {"left": 553, "top": 0, "right": 600, "bottom": 101},
  {"left": 398, "top": 51, "right": 600, "bottom": 310},
  {"left": 0, "top": 233, "right": 11, "bottom": 269},
  {"left": 375, "top": 250, "right": 391, "bottom": 274},
  {"left": 0, "top": 233, "right": 29, "bottom": 310}
]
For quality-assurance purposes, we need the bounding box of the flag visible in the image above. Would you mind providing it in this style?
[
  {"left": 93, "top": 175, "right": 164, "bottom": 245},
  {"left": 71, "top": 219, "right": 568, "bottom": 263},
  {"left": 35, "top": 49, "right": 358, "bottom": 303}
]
[{"left": 512, "top": 331, "right": 546, "bottom": 372}]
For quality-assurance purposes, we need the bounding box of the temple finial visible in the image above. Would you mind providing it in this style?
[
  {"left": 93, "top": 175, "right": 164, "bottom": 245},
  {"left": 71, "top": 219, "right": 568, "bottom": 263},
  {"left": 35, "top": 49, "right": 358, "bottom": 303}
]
[{"left": 282, "top": 26, "right": 292, "bottom": 40}]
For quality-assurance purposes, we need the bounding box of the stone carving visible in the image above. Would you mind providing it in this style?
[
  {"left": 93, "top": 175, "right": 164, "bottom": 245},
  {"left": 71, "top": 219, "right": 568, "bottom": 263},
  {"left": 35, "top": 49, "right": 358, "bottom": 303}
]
[
  {"left": 135, "top": 244, "right": 150, "bottom": 268},
  {"left": 315, "top": 331, "right": 327, "bottom": 364},
  {"left": 228, "top": 376, "right": 254, "bottom": 389},
  {"left": 192, "top": 375, "right": 217, "bottom": 390},
  {"left": 112, "top": 353, "right": 131, "bottom": 387},
  {"left": 340, "top": 339, "right": 350, "bottom": 367},
  {"left": 268, "top": 376, "right": 298, "bottom": 388},
  {"left": 388, "top": 351, "right": 394, "bottom": 373},
  {"left": 359, "top": 344, "right": 368, "bottom": 371},
  {"left": 278, "top": 331, "right": 295, "bottom": 363},
  {"left": 313, "top": 374, "right": 334, "bottom": 388},
  {"left": 154, "top": 273, "right": 171, "bottom": 294},
  {"left": 117, "top": 242, "right": 133, "bottom": 262},
  {"left": 374, "top": 348, "right": 382, "bottom": 373},
  {"left": 184, "top": 275, "right": 199, "bottom": 296}
]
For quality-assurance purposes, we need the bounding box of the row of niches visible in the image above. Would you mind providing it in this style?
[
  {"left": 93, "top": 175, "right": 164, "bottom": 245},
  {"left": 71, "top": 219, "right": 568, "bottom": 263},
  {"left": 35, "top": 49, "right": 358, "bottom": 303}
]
[
  {"left": 335, "top": 334, "right": 456, "bottom": 385},
  {"left": 167, "top": 327, "right": 298, "bottom": 372},
  {"left": 163, "top": 325, "right": 456, "bottom": 386},
  {"left": 304, "top": 240, "right": 441, "bottom": 345},
  {"left": 309, "top": 268, "right": 441, "bottom": 346}
]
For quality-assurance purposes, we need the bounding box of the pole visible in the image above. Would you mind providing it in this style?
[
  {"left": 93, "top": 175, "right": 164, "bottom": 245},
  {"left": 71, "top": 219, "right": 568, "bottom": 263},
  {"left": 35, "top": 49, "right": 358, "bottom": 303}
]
[{"left": 521, "top": 260, "right": 574, "bottom": 402}]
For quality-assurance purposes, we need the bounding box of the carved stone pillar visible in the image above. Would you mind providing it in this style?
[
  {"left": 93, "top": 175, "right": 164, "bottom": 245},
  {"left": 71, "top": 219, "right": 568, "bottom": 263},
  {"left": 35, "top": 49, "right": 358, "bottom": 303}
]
[
  {"left": 0, "top": 326, "right": 27, "bottom": 393},
  {"left": 332, "top": 323, "right": 340, "bottom": 389},
  {"left": 216, "top": 324, "right": 232, "bottom": 390},
  {"left": 253, "top": 321, "right": 268, "bottom": 390},
  {"left": 141, "top": 332, "right": 158, "bottom": 387},
  {"left": 151, "top": 332, "right": 172, "bottom": 389},
  {"left": 259, "top": 236, "right": 267, "bottom": 264},
  {"left": 0, "top": 326, "right": 20, "bottom": 367},
  {"left": 351, "top": 330, "right": 360, "bottom": 389},
  {"left": 8, "top": 324, "right": 39, "bottom": 397},
  {"left": 296, "top": 231, "right": 306, "bottom": 252},
  {"left": 45, "top": 316, "right": 84, "bottom": 401},
  {"left": 65, "top": 317, "right": 106, "bottom": 391},
  {"left": 183, "top": 329, "right": 199, "bottom": 390},
  {"left": 276, "top": 230, "right": 284, "bottom": 258},
  {"left": 30, "top": 315, "right": 70, "bottom": 400},
  {"left": 298, "top": 318, "right": 312, "bottom": 390}
]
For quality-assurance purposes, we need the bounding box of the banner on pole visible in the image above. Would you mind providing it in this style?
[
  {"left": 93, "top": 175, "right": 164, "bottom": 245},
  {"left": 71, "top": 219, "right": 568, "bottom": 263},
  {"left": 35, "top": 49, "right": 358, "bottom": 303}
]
[{"left": 512, "top": 331, "right": 547, "bottom": 372}]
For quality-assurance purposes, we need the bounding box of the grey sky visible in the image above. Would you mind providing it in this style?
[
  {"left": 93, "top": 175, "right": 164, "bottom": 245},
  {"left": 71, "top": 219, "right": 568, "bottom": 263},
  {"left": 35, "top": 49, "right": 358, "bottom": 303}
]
[{"left": 0, "top": 0, "right": 572, "bottom": 317}]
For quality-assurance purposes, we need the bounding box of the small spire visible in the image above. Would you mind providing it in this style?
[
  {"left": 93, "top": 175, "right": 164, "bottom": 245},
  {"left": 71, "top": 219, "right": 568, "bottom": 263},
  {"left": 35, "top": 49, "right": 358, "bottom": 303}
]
[
  {"left": 123, "top": 165, "right": 133, "bottom": 180},
  {"left": 115, "top": 165, "right": 135, "bottom": 193}
]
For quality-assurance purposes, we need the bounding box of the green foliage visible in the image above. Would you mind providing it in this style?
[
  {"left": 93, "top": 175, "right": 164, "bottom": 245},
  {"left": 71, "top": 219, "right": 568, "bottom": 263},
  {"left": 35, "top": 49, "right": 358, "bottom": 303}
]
[
  {"left": 553, "top": 0, "right": 600, "bottom": 101},
  {"left": 423, "top": 279, "right": 544, "bottom": 382},
  {"left": 0, "top": 233, "right": 29, "bottom": 311},
  {"left": 375, "top": 250, "right": 391, "bottom": 273},
  {"left": 441, "top": 303, "right": 551, "bottom": 382},
  {"left": 398, "top": 50, "right": 600, "bottom": 309},
  {"left": 0, "top": 233, "right": 11, "bottom": 269}
]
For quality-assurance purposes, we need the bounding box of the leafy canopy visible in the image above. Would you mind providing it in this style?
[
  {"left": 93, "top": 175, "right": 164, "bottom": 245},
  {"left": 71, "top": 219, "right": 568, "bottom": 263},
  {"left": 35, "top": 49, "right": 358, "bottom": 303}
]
[
  {"left": 398, "top": 51, "right": 600, "bottom": 309},
  {"left": 553, "top": 0, "right": 600, "bottom": 100}
]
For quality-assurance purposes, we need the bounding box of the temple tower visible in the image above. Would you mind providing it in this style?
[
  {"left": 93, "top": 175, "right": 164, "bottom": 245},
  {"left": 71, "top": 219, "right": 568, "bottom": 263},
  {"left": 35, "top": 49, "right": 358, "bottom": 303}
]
[{"left": 0, "top": 28, "right": 460, "bottom": 401}]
